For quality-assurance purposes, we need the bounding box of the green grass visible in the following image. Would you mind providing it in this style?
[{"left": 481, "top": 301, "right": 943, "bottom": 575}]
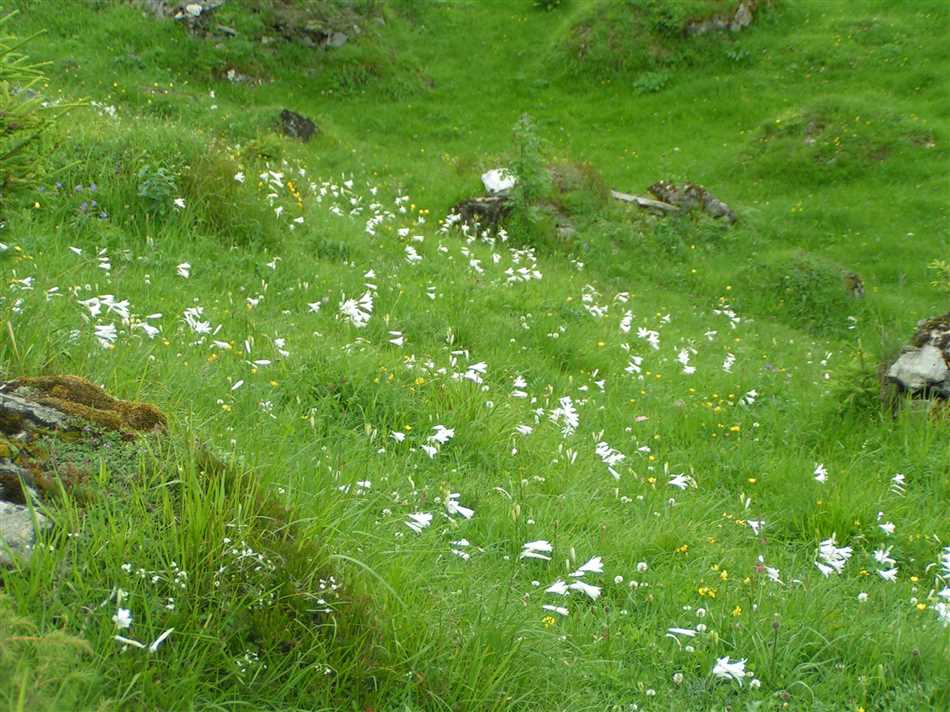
[{"left": 0, "top": 0, "right": 948, "bottom": 709}]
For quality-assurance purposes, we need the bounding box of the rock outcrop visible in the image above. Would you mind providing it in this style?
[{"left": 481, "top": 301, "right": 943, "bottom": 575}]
[
  {"left": 648, "top": 181, "right": 737, "bottom": 223},
  {"left": 0, "top": 376, "right": 166, "bottom": 565},
  {"left": 450, "top": 196, "right": 510, "bottom": 230},
  {"left": 887, "top": 313, "right": 950, "bottom": 399},
  {"left": 685, "top": 0, "right": 765, "bottom": 36}
]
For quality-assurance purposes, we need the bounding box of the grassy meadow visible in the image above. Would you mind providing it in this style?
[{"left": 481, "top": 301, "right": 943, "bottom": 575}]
[{"left": 0, "top": 0, "right": 948, "bottom": 709}]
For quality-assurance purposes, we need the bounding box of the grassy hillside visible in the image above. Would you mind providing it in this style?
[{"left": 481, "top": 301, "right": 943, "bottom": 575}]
[{"left": 1, "top": 0, "right": 948, "bottom": 709}]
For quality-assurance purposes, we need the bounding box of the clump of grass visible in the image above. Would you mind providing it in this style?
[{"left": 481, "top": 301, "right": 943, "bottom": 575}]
[
  {"left": 548, "top": 159, "right": 609, "bottom": 217},
  {"left": 35, "top": 119, "right": 285, "bottom": 246},
  {"left": 2, "top": 435, "right": 393, "bottom": 710},
  {"left": 0, "top": 598, "right": 94, "bottom": 710}
]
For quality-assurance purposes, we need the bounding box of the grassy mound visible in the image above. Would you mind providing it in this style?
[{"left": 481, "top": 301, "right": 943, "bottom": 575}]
[
  {"left": 1, "top": 422, "right": 391, "bottom": 710},
  {"left": 745, "top": 98, "right": 941, "bottom": 184},
  {"left": 553, "top": 0, "right": 773, "bottom": 82}
]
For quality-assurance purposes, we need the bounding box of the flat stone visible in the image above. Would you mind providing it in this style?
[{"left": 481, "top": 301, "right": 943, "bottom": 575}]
[{"left": 0, "top": 501, "right": 49, "bottom": 566}]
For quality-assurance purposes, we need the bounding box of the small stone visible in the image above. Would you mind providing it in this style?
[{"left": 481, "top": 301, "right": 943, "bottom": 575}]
[
  {"left": 326, "top": 32, "right": 348, "bottom": 48},
  {"left": 888, "top": 345, "right": 949, "bottom": 397},
  {"left": 557, "top": 224, "right": 577, "bottom": 240},
  {"left": 0, "top": 501, "right": 49, "bottom": 566},
  {"left": 279, "top": 109, "right": 318, "bottom": 142}
]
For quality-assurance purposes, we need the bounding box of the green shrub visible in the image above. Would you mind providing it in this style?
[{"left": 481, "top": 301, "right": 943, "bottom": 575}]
[
  {"left": 179, "top": 147, "right": 285, "bottom": 247},
  {"left": 508, "top": 114, "right": 552, "bottom": 243},
  {"left": 136, "top": 162, "right": 179, "bottom": 218},
  {"left": 633, "top": 70, "right": 671, "bottom": 94}
]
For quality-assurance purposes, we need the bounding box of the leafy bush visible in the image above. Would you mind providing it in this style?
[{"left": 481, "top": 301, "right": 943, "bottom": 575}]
[
  {"left": 179, "top": 147, "right": 286, "bottom": 247},
  {"left": 829, "top": 344, "right": 896, "bottom": 418},
  {"left": 633, "top": 70, "right": 671, "bottom": 94},
  {"left": 136, "top": 162, "right": 179, "bottom": 217}
]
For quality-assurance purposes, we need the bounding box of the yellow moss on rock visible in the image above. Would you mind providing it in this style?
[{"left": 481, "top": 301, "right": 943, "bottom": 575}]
[{"left": 7, "top": 375, "right": 167, "bottom": 434}]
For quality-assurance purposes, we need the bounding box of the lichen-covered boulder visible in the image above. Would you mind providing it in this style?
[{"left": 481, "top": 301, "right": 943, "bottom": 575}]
[
  {"left": 647, "top": 181, "right": 737, "bottom": 223},
  {"left": 887, "top": 313, "right": 950, "bottom": 399}
]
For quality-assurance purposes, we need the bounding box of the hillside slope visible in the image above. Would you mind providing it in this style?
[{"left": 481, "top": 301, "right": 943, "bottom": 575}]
[{"left": 1, "top": 0, "right": 948, "bottom": 709}]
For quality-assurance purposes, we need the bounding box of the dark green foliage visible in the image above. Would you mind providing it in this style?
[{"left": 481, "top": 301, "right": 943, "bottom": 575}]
[
  {"left": 508, "top": 114, "right": 554, "bottom": 244},
  {"left": 0, "top": 13, "right": 74, "bottom": 200},
  {"left": 135, "top": 162, "right": 178, "bottom": 217}
]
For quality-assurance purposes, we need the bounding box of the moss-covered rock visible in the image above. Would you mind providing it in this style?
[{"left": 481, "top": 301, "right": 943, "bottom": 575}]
[
  {"left": 0, "top": 375, "right": 166, "bottom": 504},
  {"left": 5, "top": 375, "right": 167, "bottom": 434}
]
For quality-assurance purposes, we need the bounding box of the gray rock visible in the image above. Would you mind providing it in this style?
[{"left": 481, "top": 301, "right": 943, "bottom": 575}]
[
  {"left": 731, "top": 1, "right": 755, "bottom": 31},
  {"left": 0, "top": 391, "right": 68, "bottom": 430},
  {"left": 557, "top": 224, "right": 577, "bottom": 240},
  {"left": 886, "top": 313, "right": 950, "bottom": 399},
  {"left": 648, "top": 181, "right": 737, "bottom": 224},
  {"left": 0, "top": 502, "right": 49, "bottom": 566},
  {"left": 326, "top": 32, "right": 349, "bottom": 48},
  {"left": 888, "top": 345, "right": 948, "bottom": 393}
]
